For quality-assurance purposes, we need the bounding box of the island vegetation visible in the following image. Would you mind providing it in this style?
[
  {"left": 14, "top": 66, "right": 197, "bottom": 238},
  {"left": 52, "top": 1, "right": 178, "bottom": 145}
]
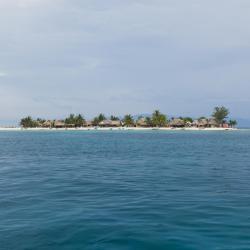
[{"left": 20, "top": 106, "right": 237, "bottom": 129}]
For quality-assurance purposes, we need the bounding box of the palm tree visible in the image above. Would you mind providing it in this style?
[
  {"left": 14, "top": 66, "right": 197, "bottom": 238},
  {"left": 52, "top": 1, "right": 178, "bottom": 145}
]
[
  {"left": 110, "top": 115, "right": 120, "bottom": 121},
  {"left": 36, "top": 118, "right": 45, "bottom": 123},
  {"left": 64, "top": 114, "right": 85, "bottom": 127},
  {"left": 229, "top": 119, "right": 237, "bottom": 128},
  {"left": 36, "top": 118, "right": 45, "bottom": 127},
  {"left": 183, "top": 117, "right": 193, "bottom": 123},
  {"left": 75, "top": 114, "right": 85, "bottom": 127},
  {"left": 212, "top": 106, "right": 229, "bottom": 126},
  {"left": 20, "top": 116, "right": 38, "bottom": 128},
  {"left": 65, "top": 114, "right": 75, "bottom": 125},
  {"left": 92, "top": 113, "right": 106, "bottom": 126},
  {"left": 145, "top": 117, "right": 152, "bottom": 127},
  {"left": 123, "top": 114, "right": 134, "bottom": 127},
  {"left": 152, "top": 110, "right": 167, "bottom": 127},
  {"left": 98, "top": 113, "right": 106, "bottom": 122},
  {"left": 92, "top": 117, "right": 99, "bottom": 126}
]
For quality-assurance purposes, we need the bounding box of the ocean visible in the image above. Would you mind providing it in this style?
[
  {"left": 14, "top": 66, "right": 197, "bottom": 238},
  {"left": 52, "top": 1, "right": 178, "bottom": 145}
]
[{"left": 1, "top": 130, "right": 250, "bottom": 250}]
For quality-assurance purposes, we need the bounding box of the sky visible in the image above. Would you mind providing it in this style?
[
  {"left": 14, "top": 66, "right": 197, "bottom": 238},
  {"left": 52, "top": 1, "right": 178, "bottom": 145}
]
[{"left": 0, "top": 0, "right": 250, "bottom": 125}]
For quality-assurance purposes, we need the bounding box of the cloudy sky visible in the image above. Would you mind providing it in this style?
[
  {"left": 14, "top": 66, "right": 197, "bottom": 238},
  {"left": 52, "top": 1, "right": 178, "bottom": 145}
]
[{"left": 0, "top": 0, "right": 250, "bottom": 124}]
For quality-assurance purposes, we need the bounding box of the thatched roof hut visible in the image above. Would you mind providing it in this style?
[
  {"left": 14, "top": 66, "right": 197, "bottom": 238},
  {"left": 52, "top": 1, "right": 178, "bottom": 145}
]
[
  {"left": 65, "top": 123, "right": 75, "bottom": 128},
  {"left": 208, "top": 118, "right": 218, "bottom": 128},
  {"left": 169, "top": 118, "right": 185, "bottom": 127},
  {"left": 185, "top": 121, "right": 192, "bottom": 127},
  {"left": 197, "top": 118, "right": 208, "bottom": 127},
  {"left": 110, "top": 120, "right": 121, "bottom": 127},
  {"left": 99, "top": 120, "right": 121, "bottom": 127},
  {"left": 54, "top": 120, "right": 65, "bottom": 128},
  {"left": 85, "top": 121, "right": 93, "bottom": 127},
  {"left": 192, "top": 120, "right": 199, "bottom": 127},
  {"left": 42, "top": 120, "right": 52, "bottom": 128},
  {"left": 136, "top": 117, "right": 148, "bottom": 127}
]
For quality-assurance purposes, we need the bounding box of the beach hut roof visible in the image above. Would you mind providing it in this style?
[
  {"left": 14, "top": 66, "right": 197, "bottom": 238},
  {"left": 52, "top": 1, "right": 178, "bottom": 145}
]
[
  {"left": 65, "top": 123, "right": 75, "bottom": 127},
  {"left": 99, "top": 119, "right": 121, "bottom": 126},
  {"left": 99, "top": 119, "right": 112, "bottom": 125},
  {"left": 169, "top": 118, "right": 185, "bottom": 126},
  {"left": 43, "top": 120, "right": 52, "bottom": 126},
  {"left": 192, "top": 119, "right": 199, "bottom": 125},
  {"left": 208, "top": 118, "right": 218, "bottom": 126},
  {"left": 85, "top": 121, "right": 92, "bottom": 126},
  {"left": 198, "top": 118, "right": 208, "bottom": 126},
  {"left": 136, "top": 117, "right": 147, "bottom": 126},
  {"left": 185, "top": 121, "right": 192, "bottom": 126},
  {"left": 110, "top": 120, "right": 121, "bottom": 126},
  {"left": 54, "top": 120, "right": 65, "bottom": 126}
]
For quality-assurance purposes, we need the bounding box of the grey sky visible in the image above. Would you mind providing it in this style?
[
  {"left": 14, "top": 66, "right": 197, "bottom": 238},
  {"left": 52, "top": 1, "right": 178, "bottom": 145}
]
[{"left": 1, "top": 0, "right": 250, "bottom": 124}]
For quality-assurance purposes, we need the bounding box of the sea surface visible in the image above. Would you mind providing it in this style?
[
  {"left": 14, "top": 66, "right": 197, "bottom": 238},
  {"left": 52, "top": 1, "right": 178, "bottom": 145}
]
[{"left": 1, "top": 130, "right": 250, "bottom": 250}]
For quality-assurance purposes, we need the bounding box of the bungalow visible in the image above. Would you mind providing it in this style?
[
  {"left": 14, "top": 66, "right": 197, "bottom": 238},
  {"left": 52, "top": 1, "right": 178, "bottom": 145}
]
[
  {"left": 169, "top": 118, "right": 185, "bottom": 128},
  {"left": 192, "top": 118, "right": 218, "bottom": 128},
  {"left": 185, "top": 121, "right": 192, "bottom": 127},
  {"left": 192, "top": 120, "right": 199, "bottom": 127},
  {"left": 42, "top": 120, "right": 53, "bottom": 128},
  {"left": 111, "top": 120, "right": 122, "bottom": 127},
  {"left": 54, "top": 120, "right": 65, "bottom": 128},
  {"left": 65, "top": 123, "right": 75, "bottom": 128},
  {"left": 136, "top": 117, "right": 148, "bottom": 127},
  {"left": 99, "top": 120, "right": 121, "bottom": 127},
  {"left": 192, "top": 119, "right": 208, "bottom": 128},
  {"left": 85, "top": 121, "right": 93, "bottom": 127},
  {"left": 207, "top": 118, "right": 218, "bottom": 128},
  {"left": 197, "top": 118, "right": 208, "bottom": 128}
]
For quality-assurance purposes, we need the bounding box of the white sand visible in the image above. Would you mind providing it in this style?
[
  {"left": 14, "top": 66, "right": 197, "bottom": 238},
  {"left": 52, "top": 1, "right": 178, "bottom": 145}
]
[{"left": 0, "top": 127, "right": 237, "bottom": 131}]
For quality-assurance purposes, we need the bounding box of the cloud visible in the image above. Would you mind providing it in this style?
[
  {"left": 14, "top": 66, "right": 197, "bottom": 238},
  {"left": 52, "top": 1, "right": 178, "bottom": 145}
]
[{"left": 0, "top": 0, "right": 250, "bottom": 121}]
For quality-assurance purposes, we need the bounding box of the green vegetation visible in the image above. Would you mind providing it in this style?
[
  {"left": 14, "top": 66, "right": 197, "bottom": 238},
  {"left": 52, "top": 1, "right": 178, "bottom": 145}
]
[
  {"left": 123, "top": 114, "right": 134, "bottom": 127},
  {"left": 212, "top": 106, "right": 229, "bottom": 125},
  {"left": 19, "top": 106, "right": 237, "bottom": 128},
  {"left": 182, "top": 117, "right": 193, "bottom": 123},
  {"left": 229, "top": 119, "right": 237, "bottom": 128},
  {"left": 178, "top": 117, "right": 193, "bottom": 126},
  {"left": 151, "top": 110, "right": 167, "bottom": 127},
  {"left": 110, "top": 115, "right": 120, "bottom": 121},
  {"left": 145, "top": 117, "right": 153, "bottom": 127},
  {"left": 36, "top": 118, "right": 46, "bottom": 124},
  {"left": 92, "top": 113, "right": 106, "bottom": 126},
  {"left": 198, "top": 116, "right": 207, "bottom": 121},
  {"left": 20, "top": 116, "right": 38, "bottom": 128},
  {"left": 65, "top": 114, "right": 85, "bottom": 127}
]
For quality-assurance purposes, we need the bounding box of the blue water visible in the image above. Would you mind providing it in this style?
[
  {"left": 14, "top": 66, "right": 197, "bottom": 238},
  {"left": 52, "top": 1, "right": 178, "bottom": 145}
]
[{"left": 1, "top": 131, "right": 250, "bottom": 250}]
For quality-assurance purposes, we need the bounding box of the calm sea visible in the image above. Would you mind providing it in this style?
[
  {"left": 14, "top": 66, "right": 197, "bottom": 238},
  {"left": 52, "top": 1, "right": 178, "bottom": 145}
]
[{"left": 1, "top": 130, "right": 250, "bottom": 250}]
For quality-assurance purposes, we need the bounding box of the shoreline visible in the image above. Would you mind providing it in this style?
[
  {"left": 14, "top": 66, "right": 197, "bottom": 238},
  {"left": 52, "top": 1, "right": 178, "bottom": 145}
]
[{"left": 0, "top": 127, "right": 239, "bottom": 131}]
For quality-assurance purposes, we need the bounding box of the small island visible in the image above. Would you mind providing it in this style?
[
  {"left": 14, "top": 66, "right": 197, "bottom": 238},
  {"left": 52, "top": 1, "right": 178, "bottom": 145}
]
[{"left": 18, "top": 106, "right": 237, "bottom": 131}]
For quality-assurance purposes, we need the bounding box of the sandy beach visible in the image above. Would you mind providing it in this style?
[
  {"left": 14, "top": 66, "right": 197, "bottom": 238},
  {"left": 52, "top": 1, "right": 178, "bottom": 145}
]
[{"left": 0, "top": 127, "right": 238, "bottom": 131}]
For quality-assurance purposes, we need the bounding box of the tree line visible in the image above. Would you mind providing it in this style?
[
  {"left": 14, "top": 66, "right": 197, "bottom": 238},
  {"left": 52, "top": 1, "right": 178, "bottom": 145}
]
[{"left": 20, "top": 106, "right": 237, "bottom": 128}]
